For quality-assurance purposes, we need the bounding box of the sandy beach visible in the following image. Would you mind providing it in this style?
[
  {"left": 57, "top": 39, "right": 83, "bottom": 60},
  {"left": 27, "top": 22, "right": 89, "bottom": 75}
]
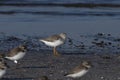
[{"left": 1, "top": 50, "right": 119, "bottom": 80}]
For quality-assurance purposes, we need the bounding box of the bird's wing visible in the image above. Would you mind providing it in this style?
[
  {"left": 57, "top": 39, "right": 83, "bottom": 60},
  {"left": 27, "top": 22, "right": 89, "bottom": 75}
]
[
  {"left": 43, "top": 35, "right": 61, "bottom": 42},
  {"left": 69, "top": 65, "right": 86, "bottom": 74},
  {"left": 7, "top": 48, "right": 20, "bottom": 57}
]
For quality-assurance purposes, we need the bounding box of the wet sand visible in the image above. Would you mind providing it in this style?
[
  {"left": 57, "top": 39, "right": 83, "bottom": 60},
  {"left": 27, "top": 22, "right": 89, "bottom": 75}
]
[{"left": 2, "top": 50, "right": 120, "bottom": 80}]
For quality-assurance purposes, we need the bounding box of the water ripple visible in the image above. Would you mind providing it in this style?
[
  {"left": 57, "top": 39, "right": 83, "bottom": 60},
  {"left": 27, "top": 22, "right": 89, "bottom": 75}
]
[
  {"left": 0, "top": 3, "right": 120, "bottom": 8},
  {"left": 0, "top": 11, "right": 119, "bottom": 16}
]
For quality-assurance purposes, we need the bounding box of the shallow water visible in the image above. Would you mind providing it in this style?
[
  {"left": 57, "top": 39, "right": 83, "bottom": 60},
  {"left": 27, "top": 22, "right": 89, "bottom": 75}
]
[{"left": 0, "top": 0, "right": 120, "bottom": 20}]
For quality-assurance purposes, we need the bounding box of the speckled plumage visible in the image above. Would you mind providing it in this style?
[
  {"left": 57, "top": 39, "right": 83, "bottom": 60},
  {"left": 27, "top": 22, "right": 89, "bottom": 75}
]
[
  {"left": 0, "top": 60, "right": 8, "bottom": 78},
  {"left": 40, "top": 33, "right": 66, "bottom": 56},
  {"left": 5, "top": 45, "right": 27, "bottom": 63},
  {"left": 65, "top": 61, "right": 92, "bottom": 78}
]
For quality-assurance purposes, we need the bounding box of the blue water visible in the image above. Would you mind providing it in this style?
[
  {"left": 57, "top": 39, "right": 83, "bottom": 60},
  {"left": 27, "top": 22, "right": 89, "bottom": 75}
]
[
  {"left": 0, "top": 0, "right": 120, "bottom": 19},
  {"left": 0, "top": 0, "right": 120, "bottom": 53}
]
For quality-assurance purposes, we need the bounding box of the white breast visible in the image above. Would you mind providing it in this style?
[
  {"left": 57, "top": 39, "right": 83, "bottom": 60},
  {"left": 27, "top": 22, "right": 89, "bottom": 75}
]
[
  {"left": 66, "top": 70, "right": 88, "bottom": 78},
  {"left": 0, "top": 69, "right": 6, "bottom": 78},
  {"left": 6, "top": 52, "right": 26, "bottom": 60},
  {"left": 41, "top": 39, "right": 63, "bottom": 47}
]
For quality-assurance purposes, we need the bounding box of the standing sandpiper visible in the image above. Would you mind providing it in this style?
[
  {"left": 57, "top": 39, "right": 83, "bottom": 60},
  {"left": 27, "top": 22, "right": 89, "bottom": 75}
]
[
  {"left": 40, "top": 33, "right": 67, "bottom": 56},
  {"left": 5, "top": 45, "right": 27, "bottom": 64},
  {"left": 64, "top": 61, "right": 92, "bottom": 78}
]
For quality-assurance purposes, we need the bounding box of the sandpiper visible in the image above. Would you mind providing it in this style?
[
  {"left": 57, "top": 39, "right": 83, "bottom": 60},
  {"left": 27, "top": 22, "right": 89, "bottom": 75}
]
[
  {"left": 5, "top": 45, "right": 27, "bottom": 64},
  {"left": 64, "top": 61, "right": 92, "bottom": 78},
  {"left": 40, "top": 33, "right": 67, "bottom": 56},
  {"left": 0, "top": 60, "right": 9, "bottom": 79}
]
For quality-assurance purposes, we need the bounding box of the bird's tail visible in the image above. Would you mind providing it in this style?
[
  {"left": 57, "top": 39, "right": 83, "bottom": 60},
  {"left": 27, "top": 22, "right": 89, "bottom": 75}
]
[{"left": 39, "top": 39, "right": 46, "bottom": 43}]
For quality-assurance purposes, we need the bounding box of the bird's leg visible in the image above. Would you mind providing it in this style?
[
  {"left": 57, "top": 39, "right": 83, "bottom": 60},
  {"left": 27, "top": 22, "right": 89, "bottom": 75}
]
[
  {"left": 14, "top": 61, "right": 21, "bottom": 69},
  {"left": 53, "top": 47, "right": 56, "bottom": 56},
  {"left": 54, "top": 47, "right": 60, "bottom": 56},
  {"left": 14, "top": 60, "right": 18, "bottom": 64}
]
